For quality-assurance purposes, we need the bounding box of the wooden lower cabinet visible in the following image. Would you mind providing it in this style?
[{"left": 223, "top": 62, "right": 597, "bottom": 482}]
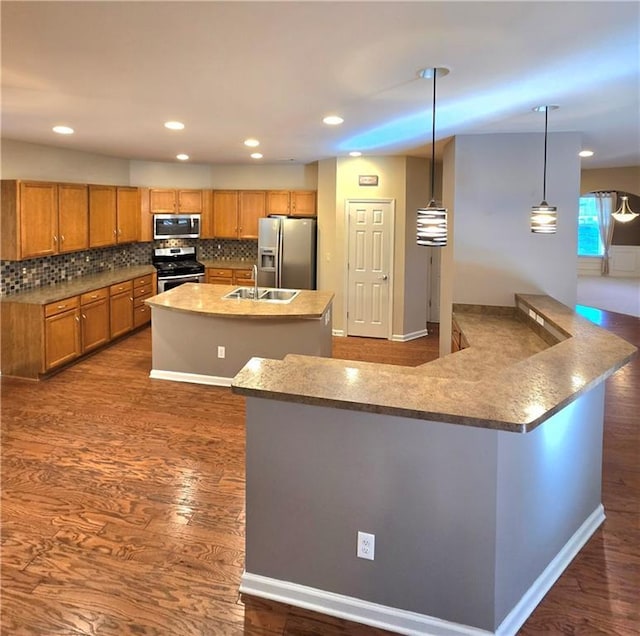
[
  {"left": 133, "top": 274, "right": 155, "bottom": 328},
  {"left": 207, "top": 267, "right": 233, "bottom": 284},
  {"left": 44, "top": 300, "right": 82, "bottom": 371},
  {"left": 110, "top": 281, "right": 134, "bottom": 339},
  {"left": 1, "top": 273, "right": 155, "bottom": 379},
  {"left": 232, "top": 268, "right": 254, "bottom": 284},
  {"left": 80, "top": 288, "right": 110, "bottom": 353}
]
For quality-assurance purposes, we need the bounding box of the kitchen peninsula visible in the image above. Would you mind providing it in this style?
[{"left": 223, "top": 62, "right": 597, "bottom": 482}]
[
  {"left": 233, "top": 294, "right": 636, "bottom": 636},
  {"left": 145, "top": 283, "right": 333, "bottom": 386}
]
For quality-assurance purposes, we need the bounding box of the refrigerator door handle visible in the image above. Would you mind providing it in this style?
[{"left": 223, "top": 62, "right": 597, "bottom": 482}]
[{"left": 276, "top": 222, "right": 284, "bottom": 288}]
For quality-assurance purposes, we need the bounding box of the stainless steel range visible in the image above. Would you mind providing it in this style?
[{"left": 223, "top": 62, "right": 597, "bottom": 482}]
[{"left": 152, "top": 246, "right": 205, "bottom": 293}]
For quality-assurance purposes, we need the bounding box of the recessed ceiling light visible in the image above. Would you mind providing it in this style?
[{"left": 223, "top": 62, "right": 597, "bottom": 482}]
[
  {"left": 251, "top": 152, "right": 263, "bottom": 159},
  {"left": 323, "top": 115, "right": 344, "bottom": 126},
  {"left": 579, "top": 150, "right": 594, "bottom": 158},
  {"left": 176, "top": 154, "right": 189, "bottom": 161},
  {"left": 244, "top": 138, "right": 260, "bottom": 147},
  {"left": 349, "top": 151, "right": 362, "bottom": 157},
  {"left": 52, "top": 125, "right": 74, "bottom": 135},
  {"left": 164, "top": 121, "right": 185, "bottom": 130}
]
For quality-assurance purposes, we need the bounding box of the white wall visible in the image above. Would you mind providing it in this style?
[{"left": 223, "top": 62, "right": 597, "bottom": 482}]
[
  {"left": 448, "top": 132, "right": 581, "bottom": 308},
  {"left": 1, "top": 138, "right": 130, "bottom": 184}
]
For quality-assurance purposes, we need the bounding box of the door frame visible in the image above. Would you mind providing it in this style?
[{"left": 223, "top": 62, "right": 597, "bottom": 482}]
[{"left": 343, "top": 198, "right": 396, "bottom": 340}]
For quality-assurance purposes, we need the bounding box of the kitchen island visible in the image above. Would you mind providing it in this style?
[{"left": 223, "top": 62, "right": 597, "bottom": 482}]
[
  {"left": 232, "top": 294, "right": 636, "bottom": 636},
  {"left": 145, "top": 283, "right": 333, "bottom": 386}
]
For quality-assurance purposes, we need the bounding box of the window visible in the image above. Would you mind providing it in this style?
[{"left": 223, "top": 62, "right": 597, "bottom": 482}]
[{"left": 578, "top": 195, "right": 603, "bottom": 256}]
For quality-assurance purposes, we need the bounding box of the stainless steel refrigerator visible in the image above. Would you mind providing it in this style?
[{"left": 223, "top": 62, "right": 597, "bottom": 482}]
[{"left": 257, "top": 216, "right": 317, "bottom": 289}]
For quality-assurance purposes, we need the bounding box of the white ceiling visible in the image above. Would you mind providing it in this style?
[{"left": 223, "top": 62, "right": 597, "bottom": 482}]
[{"left": 2, "top": 1, "right": 639, "bottom": 169}]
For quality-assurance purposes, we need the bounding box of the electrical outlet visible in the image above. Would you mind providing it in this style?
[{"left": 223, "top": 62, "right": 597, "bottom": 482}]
[
  {"left": 536, "top": 315, "right": 544, "bottom": 326},
  {"left": 217, "top": 346, "right": 226, "bottom": 359},
  {"left": 357, "top": 531, "right": 375, "bottom": 560},
  {"left": 528, "top": 309, "right": 536, "bottom": 320}
]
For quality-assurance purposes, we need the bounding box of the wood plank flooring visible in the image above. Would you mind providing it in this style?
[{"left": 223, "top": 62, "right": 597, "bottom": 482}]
[{"left": 1, "top": 312, "right": 638, "bottom": 635}]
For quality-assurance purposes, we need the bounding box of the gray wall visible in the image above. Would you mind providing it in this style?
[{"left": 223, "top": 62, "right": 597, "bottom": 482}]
[{"left": 244, "top": 382, "right": 604, "bottom": 631}]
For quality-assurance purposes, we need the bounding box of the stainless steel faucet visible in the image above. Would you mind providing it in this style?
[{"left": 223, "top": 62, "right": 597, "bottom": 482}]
[{"left": 253, "top": 263, "right": 258, "bottom": 299}]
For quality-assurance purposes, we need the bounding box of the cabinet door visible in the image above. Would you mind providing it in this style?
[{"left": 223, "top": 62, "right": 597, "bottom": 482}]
[
  {"left": 116, "top": 187, "right": 140, "bottom": 244},
  {"left": 89, "top": 185, "right": 117, "bottom": 247},
  {"left": 238, "top": 191, "right": 266, "bottom": 239},
  {"left": 58, "top": 183, "right": 89, "bottom": 253},
  {"left": 178, "top": 190, "right": 202, "bottom": 213},
  {"left": 44, "top": 308, "right": 81, "bottom": 371},
  {"left": 290, "top": 191, "right": 316, "bottom": 217},
  {"left": 149, "top": 189, "right": 177, "bottom": 213},
  {"left": 266, "top": 190, "right": 290, "bottom": 216},
  {"left": 20, "top": 182, "right": 58, "bottom": 259},
  {"left": 212, "top": 191, "right": 239, "bottom": 238},
  {"left": 81, "top": 298, "right": 110, "bottom": 352},
  {"left": 110, "top": 292, "right": 134, "bottom": 339}
]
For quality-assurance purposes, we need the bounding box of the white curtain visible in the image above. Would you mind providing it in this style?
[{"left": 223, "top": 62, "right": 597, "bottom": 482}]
[{"left": 594, "top": 192, "right": 614, "bottom": 276}]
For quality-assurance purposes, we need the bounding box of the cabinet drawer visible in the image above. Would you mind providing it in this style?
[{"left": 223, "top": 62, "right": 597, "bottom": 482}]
[
  {"left": 134, "top": 303, "right": 151, "bottom": 327},
  {"left": 208, "top": 268, "right": 233, "bottom": 278},
  {"left": 232, "top": 268, "right": 254, "bottom": 282},
  {"left": 110, "top": 280, "right": 133, "bottom": 295},
  {"left": 45, "top": 296, "right": 80, "bottom": 318},
  {"left": 208, "top": 276, "right": 232, "bottom": 285},
  {"left": 133, "top": 285, "right": 153, "bottom": 298},
  {"left": 80, "top": 287, "right": 109, "bottom": 305},
  {"left": 134, "top": 294, "right": 152, "bottom": 308},
  {"left": 134, "top": 274, "right": 153, "bottom": 288}
]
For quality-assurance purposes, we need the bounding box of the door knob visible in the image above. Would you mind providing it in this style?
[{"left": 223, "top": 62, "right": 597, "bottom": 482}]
[{"left": 379, "top": 274, "right": 388, "bottom": 280}]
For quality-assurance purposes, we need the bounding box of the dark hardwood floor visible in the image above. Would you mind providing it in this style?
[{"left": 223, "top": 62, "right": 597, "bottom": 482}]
[{"left": 1, "top": 312, "right": 637, "bottom": 635}]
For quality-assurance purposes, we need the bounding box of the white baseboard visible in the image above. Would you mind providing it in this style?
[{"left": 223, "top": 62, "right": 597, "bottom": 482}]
[
  {"left": 240, "top": 504, "right": 605, "bottom": 636},
  {"left": 149, "top": 369, "right": 232, "bottom": 387},
  {"left": 391, "top": 328, "right": 428, "bottom": 342},
  {"left": 240, "top": 573, "right": 491, "bottom": 636},
  {"left": 495, "top": 504, "right": 605, "bottom": 635}
]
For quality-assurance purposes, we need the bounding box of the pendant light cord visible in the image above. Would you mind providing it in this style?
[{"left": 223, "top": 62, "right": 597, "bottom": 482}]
[
  {"left": 542, "top": 106, "right": 548, "bottom": 202},
  {"left": 430, "top": 67, "right": 437, "bottom": 203}
]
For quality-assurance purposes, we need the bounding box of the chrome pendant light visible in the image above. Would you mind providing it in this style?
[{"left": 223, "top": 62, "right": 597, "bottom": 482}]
[
  {"left": 611, "top": 195, "right": 639, "bottom": 223},
  {"left": 530, "top": 105, "right": 558, "bottom": 234},
  {"left": 417, "top": 67, "right": 448, "bottom": 247}
]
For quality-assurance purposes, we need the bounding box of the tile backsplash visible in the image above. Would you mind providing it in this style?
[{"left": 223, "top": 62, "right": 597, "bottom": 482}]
[{"left": 0, "top": 239, "right": 257, "bottom": 297}]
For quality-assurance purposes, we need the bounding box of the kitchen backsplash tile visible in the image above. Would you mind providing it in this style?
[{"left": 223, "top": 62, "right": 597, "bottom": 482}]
[{"left": 0, "top": 239, "right": 257, "bottom": 296}]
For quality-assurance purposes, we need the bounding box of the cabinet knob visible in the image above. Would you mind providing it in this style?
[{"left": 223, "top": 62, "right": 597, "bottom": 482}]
[
  {"left": 82, "top": 314, "right": 87, "bottom": 319},
  {"left": 60, "top": 235, "right": 65, "bottom": 242},
  {"left": 75, "top": 316, "right": 80, "bottom": 322},
  {"left": 53, "top": 235, "right": 58, "bottom": 243}
]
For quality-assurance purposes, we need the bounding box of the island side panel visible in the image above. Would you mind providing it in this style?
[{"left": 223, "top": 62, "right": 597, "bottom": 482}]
[
  {"left": 243, "top": 397, "right": 501, "bottom": 631},
  {"left": 150, "top": 305, "right": 332, "bottom": 383},
  {"left": 493, "top": 383, "right": 606, "bottom": 627}
]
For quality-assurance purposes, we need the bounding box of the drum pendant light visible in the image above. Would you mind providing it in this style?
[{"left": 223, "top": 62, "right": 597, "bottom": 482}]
[
  {"left": 530, "top": 105, "right": 558, "bottom": 234},
  {"left": 417, "top": 67, "right": 448, "bottom": 247},
  {"left": 611, "top": 195, "right": 639, "bottom": 223}
]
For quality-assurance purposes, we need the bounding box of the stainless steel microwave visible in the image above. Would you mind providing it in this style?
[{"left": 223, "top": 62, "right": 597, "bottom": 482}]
[{"left": 153, "top": 214, "right": 201, "bottom": 239}]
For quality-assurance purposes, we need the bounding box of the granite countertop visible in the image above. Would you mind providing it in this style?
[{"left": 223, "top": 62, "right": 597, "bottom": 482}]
[
  {"left": 0, "top": 266, "right": 156, "bottom": 305},
  {"left": 232, "top": 293, "right": 637, "bottom": 433},
  {"left": 201, "top": 259, "right": 256, "bottom": 269},
  {"left": 145, "top": 282, "right": 334, "bottom": 319}
]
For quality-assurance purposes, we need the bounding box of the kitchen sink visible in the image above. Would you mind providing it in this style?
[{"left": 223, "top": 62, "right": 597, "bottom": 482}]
[
  {"left": 223, "top": 287, "right": 261, "bottom": 300},
  {"left": 222, "top": 287, "right": 300, "bottom": 303},
  {"left": 259, "top": 289, "right": 300, "bottom": 302}
]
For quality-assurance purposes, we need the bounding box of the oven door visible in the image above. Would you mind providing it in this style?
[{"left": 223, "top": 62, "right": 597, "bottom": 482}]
[{"left": 157, "top": 273, "right": 204, "bottom": 293}]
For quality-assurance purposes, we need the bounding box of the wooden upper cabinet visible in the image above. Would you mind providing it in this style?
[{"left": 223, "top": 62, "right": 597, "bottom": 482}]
[
  {"left": 266, "top": 190, "right": 291, "bottom": 216},
  {"left": 212, "top": 190, "right": 239, "bottom": 238},
  {"left": 149, "top": 188, "right": 202, "bottom": 213},
  {"left": 238, "top": 191, "right": 266, "bottom": 239},
  {"left": 19, "top": 182, "right": 59, "bottom": 259},
  {"left": 58, "top": 184, "right": 89, "bottom": 253},
  {"left": 149, "top": 189, "right": 176, "bottom": 213},
  {"left": 178, "top": 190, "right": 202, "bottom": 213},
  {"left": 116, "top": 187, "right": 139, "bottom": 244},
  {"left": 265, "top": 190, "right": 317, "bottom": 217},
  {"left": 89, "top": 185, "right": 117, "bottom": 248},
  {"left": 290, "top": 191, "right": 316, "bottom": 216}
]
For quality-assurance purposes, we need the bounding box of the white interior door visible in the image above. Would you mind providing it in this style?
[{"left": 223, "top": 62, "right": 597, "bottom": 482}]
[{"left": 346, "top": 200, "right": 393, "bottom": 338}]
